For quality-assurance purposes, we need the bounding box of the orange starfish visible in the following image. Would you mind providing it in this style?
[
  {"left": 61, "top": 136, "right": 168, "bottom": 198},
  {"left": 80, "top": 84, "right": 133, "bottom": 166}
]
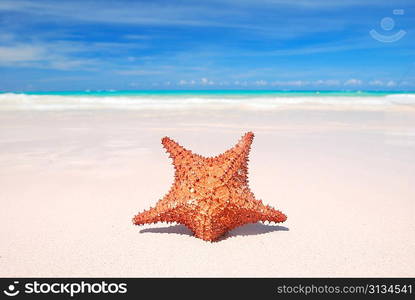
[{"left": 133, "top": 132, "right": 287, "bottom": 241}]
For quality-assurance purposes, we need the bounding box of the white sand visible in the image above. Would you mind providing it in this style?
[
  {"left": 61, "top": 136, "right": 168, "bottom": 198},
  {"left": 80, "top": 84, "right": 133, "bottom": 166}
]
[{"left": 0, "top": 105, "right": 414, "bottom": 277}]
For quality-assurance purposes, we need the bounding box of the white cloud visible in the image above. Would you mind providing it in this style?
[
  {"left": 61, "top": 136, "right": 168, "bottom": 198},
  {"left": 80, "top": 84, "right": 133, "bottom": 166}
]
[
  {"left": 200, "top": 78, "right": 214, "bottom": 85},
  {"left": 48, "top": 58, "right": 97, "bottom": 70},
  {"left": 0, "top": 30, "right": 153, "bottom": 71},
  {"left": 0, "top": 38, "right": 119, "bottom": 71},
  {"left": 177, "top": 78, "right": 216, "bottom": 85},
  {"left": 344, "top": 78, "right": 362, "bottom": 86},
  {"left": 386, "top": 80, "right": 396, "bottom": 87},
  {"left": 0, "top": 0, "right": 383, "bottom": 41},
  {"left": 0, "top": 45, "right": 45, "bottom": 62},
  {"left": 271, "top": 80, "right": 309, "bottom": 86},
  {"left": 0, "top": 43, "right": 100, "bottom": 70},
  {"left": 0, "top": 0, "right": 233, "bottom": 28},
  {"left": 369, "top": 80, "right": 384, "bottom": 86},
  {"left": 255, "top": 80, "right": 268, "bottom": 86},
  {"left": 314, "top": 79, "right": 340, "bottom": 86}
]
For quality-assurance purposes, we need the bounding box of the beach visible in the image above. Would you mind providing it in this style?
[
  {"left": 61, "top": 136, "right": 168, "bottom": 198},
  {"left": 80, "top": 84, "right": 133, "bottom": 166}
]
[{"left": 0, "top": 92, "right": 414, "bottom": 277}]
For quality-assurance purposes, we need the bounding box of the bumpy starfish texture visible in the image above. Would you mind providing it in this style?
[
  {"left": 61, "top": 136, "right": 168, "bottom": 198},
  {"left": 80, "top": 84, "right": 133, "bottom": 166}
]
[{"left": 133, "top": 132, "right": 287, "bottom": 241}]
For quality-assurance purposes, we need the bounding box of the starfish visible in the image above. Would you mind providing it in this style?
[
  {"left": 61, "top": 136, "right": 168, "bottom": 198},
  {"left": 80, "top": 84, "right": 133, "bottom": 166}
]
[{"left": 133, "top": 132, "right": 287, "bottom": 241}]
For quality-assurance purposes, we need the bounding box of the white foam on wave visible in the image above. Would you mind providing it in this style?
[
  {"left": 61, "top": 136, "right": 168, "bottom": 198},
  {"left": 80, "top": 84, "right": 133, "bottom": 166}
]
[
  {"left": 0, "top": 93, "right": 414, "bottom": 111},
  {"left": 385, "top": 93, "right": 415, "bottom": 105}
]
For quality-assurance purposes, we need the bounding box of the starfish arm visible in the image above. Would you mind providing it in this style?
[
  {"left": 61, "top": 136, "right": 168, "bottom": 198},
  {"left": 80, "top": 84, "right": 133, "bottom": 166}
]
[
  {"left": 220, "top": 132, "right": 254, "bottom": 159},
  {"left": 132, "top": 206, "right": 162, "bottom": 225},
  {"left": 242, "top": 199, "right": 287, "bottom": 223},
  {"left": 161, "top": 136, "right": 192, "bottom": 160},
  {"left": 258, "top": 204, "right": 287, "bottom": 223},
  {"left": 132, "top": 200, "right": 181, "bottom": 225},
  {"left": 161, "top": 136, "right": 200, "bottom": 179},
  {"left": 219, "top": 132, "right": 254, "bottom": 183}
]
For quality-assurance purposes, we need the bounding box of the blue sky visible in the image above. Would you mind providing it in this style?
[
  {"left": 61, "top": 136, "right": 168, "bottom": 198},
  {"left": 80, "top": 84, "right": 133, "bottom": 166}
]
[{"left": 0, "top": 0, "right": 414, "bottom": 91}]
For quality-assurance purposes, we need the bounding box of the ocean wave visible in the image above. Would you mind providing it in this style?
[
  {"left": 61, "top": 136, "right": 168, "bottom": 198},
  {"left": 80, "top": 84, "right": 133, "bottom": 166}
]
[
  {"left": 385, "top": 93, "right": 415, "bottom": 105},
  {"left": 0, "top": 93, "right": 414, "bottom": 111}
]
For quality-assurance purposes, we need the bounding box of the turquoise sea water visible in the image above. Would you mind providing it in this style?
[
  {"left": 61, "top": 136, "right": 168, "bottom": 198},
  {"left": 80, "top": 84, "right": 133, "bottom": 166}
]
[
  {"left": 1, "top": 90, "right": 414, "bottom": 97},
  {"left": 1, "top": 90, "right": 414, "bottom": 111}
]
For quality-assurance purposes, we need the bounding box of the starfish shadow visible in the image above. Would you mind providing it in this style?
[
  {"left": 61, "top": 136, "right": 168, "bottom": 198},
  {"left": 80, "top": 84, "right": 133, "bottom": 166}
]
[
  {"left": 140, "top": 224, "right": 193, "bottom": 236},
  {"left": 139, "top": 223, "right": 289, "bottom": 241}
]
